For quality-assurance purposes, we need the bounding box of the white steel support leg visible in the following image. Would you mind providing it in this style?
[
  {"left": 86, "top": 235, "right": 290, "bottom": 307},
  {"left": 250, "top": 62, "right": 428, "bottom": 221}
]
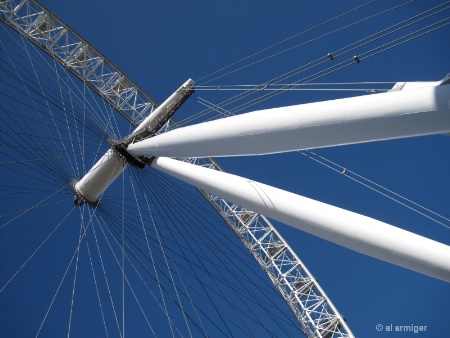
[
  {"left": 150, "top": 157, "right": 450, "bottom": 283},
  {"left": 128, "top": 78, "right": 450, "bottom": 158}
]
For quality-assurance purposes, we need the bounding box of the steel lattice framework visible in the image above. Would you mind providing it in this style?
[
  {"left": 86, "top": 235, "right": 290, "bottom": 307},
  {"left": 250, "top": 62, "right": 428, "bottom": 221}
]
[
  {"left": 0, "top": 0, "right": 157, "bottom": 126},
  {"left": 0, "top": 1, "right": 353, "bottom": 337}
]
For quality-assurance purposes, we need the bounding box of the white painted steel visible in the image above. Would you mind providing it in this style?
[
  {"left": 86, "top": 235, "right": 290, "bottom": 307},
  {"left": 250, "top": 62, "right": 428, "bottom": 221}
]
[
  {"left": 132, "top": 79, "right": 194, "bottom": 135},
  {"left": 74, "top": 79, "right": 193, "bottom": 204},
  {"left": 128, "top": 83, "right": 450, "bottom": 158},
  {"left": 74, "top": 149, "right": 127, "bottom": 203},
  {"left": 151, "top": 157, "right": 450, "bottom": 283}
]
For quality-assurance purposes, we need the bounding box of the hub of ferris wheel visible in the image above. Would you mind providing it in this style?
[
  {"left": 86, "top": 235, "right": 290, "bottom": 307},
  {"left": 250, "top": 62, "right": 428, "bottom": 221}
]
[{"left": 72, "top": 79, "right": 195, "bottom": 206}]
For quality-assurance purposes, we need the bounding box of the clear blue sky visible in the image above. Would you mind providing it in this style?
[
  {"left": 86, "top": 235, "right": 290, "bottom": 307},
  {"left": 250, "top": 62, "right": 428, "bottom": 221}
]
[{"left": 1, "top": 0, "right": 449, "bottom": 337}]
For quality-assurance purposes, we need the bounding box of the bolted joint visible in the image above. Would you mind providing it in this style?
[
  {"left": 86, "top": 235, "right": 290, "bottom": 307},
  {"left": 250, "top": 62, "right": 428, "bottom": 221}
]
[
  {"left": 109, "top": 138, "right": 146, "bottom": 169},
  {"left": 71, "top": 180, "right": 99, "bottom": 207}
]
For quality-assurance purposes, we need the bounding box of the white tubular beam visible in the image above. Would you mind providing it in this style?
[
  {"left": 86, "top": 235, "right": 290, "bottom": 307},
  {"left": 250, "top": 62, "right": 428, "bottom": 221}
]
[
  {"left": 150, "top": 157, "right": 450, "bottom": 283},
  {"left": 73, "top": 79, "right": 193, "bottom": 205},
  {"left": 128, "top": 82, "right": 450, "bottom": 158},
  {"left": 74, "top": 149, "right": 127, "bottom": 204},
  {"left": 132, "top": 78, "right": 194, "bottom": 136}
]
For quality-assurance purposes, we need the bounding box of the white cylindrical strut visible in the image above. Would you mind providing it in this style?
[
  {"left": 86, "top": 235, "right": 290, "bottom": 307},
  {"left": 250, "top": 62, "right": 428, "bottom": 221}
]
[
  {"left": 150, "top": 157, "right": 450, "bottom": 283},
  {"left": 128, "top": 82, "right": 450, "bottom": 158},
  {"left": 74, "top": 149, "right": 127, "bottom": 204},
  {"left": 132, "top": 78, "right": 194, "bottom": 136},
  {"left": 74, "top": 79, "right": 194, "bottom": 205}
]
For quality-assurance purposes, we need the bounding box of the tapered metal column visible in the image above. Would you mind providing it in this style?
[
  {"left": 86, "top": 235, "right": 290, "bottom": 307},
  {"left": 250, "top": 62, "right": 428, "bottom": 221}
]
[
  {"left": 128, "top": 78, "right": 450, "bottom": 158},
  {"left": 150, "top": 157, "right": 450, "bottom": 283}
]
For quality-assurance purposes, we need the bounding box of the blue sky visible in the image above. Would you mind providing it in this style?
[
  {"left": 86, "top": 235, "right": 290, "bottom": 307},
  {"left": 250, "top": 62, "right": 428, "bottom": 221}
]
[{"left": 2, "top": 0, "right": 450, "bottom": 337}]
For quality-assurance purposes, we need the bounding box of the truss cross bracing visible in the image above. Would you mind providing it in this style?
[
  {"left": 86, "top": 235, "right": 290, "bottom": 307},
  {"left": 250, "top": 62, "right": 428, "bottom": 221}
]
[{"left": 0, "top": 0, "right": 158, "bottom": 126}]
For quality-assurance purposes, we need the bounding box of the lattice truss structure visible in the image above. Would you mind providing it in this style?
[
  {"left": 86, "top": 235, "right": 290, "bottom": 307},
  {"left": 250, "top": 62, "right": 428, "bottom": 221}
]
[
  {"left": 0, "top": 0, "right": 157, "bottom": 126},
  {"left": 0, "top": 1, "right": 353, "bottom": 337}
]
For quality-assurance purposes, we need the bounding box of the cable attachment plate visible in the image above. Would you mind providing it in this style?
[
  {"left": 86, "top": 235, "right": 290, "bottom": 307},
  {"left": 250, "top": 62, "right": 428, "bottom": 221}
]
[{"left": 129, "top": 79, "right": 195, "bottom": 141}]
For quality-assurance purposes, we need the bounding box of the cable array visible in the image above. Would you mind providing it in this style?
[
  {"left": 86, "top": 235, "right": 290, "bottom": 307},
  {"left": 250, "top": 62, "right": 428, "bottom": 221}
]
[
  {"left": 1, "top": 20, "right": 302, "bottom": 337},
  {"left": 179, "top": 1, "right": 449, "bottom": 126}
]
